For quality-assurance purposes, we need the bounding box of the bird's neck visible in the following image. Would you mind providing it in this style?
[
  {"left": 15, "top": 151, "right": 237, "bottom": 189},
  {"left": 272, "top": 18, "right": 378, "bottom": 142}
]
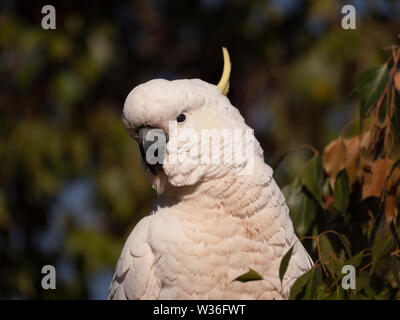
[{"left": 157, "top": 159, "right": 276, "bottom": 218}]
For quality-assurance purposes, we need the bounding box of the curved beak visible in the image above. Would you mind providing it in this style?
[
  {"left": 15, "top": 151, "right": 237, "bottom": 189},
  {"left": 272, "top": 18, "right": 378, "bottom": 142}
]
[{"left": 138, "top": 127, "right": 167, "bottom": 175}]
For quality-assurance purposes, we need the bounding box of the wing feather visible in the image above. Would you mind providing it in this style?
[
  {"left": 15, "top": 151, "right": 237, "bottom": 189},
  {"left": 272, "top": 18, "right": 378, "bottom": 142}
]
[{"left": 108, "top": 215, "right": 157, "bottom": 300}]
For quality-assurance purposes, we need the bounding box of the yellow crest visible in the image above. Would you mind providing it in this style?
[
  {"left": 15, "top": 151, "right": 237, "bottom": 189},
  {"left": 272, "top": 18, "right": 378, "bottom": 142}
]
[{"left": 217, "top": 47, "right": 231, "bottom": 96}]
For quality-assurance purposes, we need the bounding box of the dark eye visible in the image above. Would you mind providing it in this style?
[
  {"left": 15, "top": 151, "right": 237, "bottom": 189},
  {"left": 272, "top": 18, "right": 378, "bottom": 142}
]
[{"left": 176, "top": 113, "right": 186, "bottom": 123}]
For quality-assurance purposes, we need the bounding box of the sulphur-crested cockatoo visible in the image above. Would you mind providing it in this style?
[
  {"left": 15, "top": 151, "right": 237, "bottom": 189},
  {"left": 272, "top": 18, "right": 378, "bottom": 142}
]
[{"left": 109, "top": 48, "right": 313, "bottom": 300}]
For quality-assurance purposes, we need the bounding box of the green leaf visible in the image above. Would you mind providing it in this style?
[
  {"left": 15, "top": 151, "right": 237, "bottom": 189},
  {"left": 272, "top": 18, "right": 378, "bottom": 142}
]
[
  {"left": 301, "top": 156, "right": 323, "bottom": 204},
  {"left": 372, "top": 215, "right": 395, "bottom": 268},
  {"left": 316, "top": 284, "right": 332, "bottom": 300},
  {"left": 356, "top": 273, "right": 371, "bottom": 293},
  {"left": 347, "top": 251, "right": 364, "bottom": 269},
  {"left": 289, "top": 267, "right": 315, "bottom": 300},
  {"left": 319, "top": 235, "right": 339, "bottom": 276},
  {"left": 372, "top": 234, "right": 394, "bottom": 265},
  {"left": 279, "top": 246, "right": 294, "bottom": 282},
  {"left": 286, "top": 185, "right": 317, "bottom": 237},
  {"left": 335, "top": 286, "right": 346, "bottom": 300},
  {"left": 336, "top": 233, "right": 352, "bottom": 258},
  {"left": 333, "top": 169, "right": 350, "bottom": 215},
  {"left": 304, "top": 266, "right": 322, "bottom": 300},
  {"left": 337, "top": 251, "right": 364, "bottom": 281},
  {"left": 389, "top": 256, "right": 400, "bottom": 288},
  {"left": 364, "top": 282, "right": 377, "bottom": 298},
  {"left": 354, "top": 64, "right": 388, "bottom": 121},
  {"left": 233, "top": 269, "right": 263, "bottom": 283}
]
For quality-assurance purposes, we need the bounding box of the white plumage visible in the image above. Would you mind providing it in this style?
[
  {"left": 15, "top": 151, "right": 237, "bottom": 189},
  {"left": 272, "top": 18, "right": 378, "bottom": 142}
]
[{"left": 109, "top": 77, "right": 313, "bottom": 300}]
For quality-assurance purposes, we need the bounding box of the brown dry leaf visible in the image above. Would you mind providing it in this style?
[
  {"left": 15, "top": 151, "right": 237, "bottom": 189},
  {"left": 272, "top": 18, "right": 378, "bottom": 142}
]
[
  {"left": 361, "top": 131, "right": 372, "bottom": 147},
  {"left": 395, "top": 71, "right": 400, "bottom": 93},
  {"left": 344, "top": 132, "right": 371, "bottom": 185},
  {"left": 385, "top": 195, "right": 398, "bottom": 224},
  {"left": 344, "top": 136, "right": 360, "bottom": 185},
  {"left": 387, "top": 167, "right": 400, "bottom": 192},
  {"left": 323, "top": 136, "right": 346, "bottom": 188},
  {"left": 362, "top": 158, "right": 393, "bottom": 199}
]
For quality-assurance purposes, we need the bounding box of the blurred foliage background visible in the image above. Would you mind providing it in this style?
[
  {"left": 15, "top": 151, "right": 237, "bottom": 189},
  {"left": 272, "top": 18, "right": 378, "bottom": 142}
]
[{"left": 0, "top": 0, "right": 400, "bottom": 299}]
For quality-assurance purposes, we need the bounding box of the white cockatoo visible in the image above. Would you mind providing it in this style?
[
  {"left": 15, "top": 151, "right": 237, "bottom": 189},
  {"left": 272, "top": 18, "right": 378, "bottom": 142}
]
[{"left": 109, "top": 48, "right": 313, "bottom": 300}]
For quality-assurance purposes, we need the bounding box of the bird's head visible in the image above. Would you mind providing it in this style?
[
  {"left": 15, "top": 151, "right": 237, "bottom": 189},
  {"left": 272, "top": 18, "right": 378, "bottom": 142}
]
[{"left": 122, "top": 48, "right": 263, "bottom": 194}]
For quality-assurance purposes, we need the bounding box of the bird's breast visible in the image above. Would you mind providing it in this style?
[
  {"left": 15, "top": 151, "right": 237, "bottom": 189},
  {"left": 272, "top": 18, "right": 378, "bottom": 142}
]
[{"left": 147, "top": 203, "right": 292, "bottom": 299}]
